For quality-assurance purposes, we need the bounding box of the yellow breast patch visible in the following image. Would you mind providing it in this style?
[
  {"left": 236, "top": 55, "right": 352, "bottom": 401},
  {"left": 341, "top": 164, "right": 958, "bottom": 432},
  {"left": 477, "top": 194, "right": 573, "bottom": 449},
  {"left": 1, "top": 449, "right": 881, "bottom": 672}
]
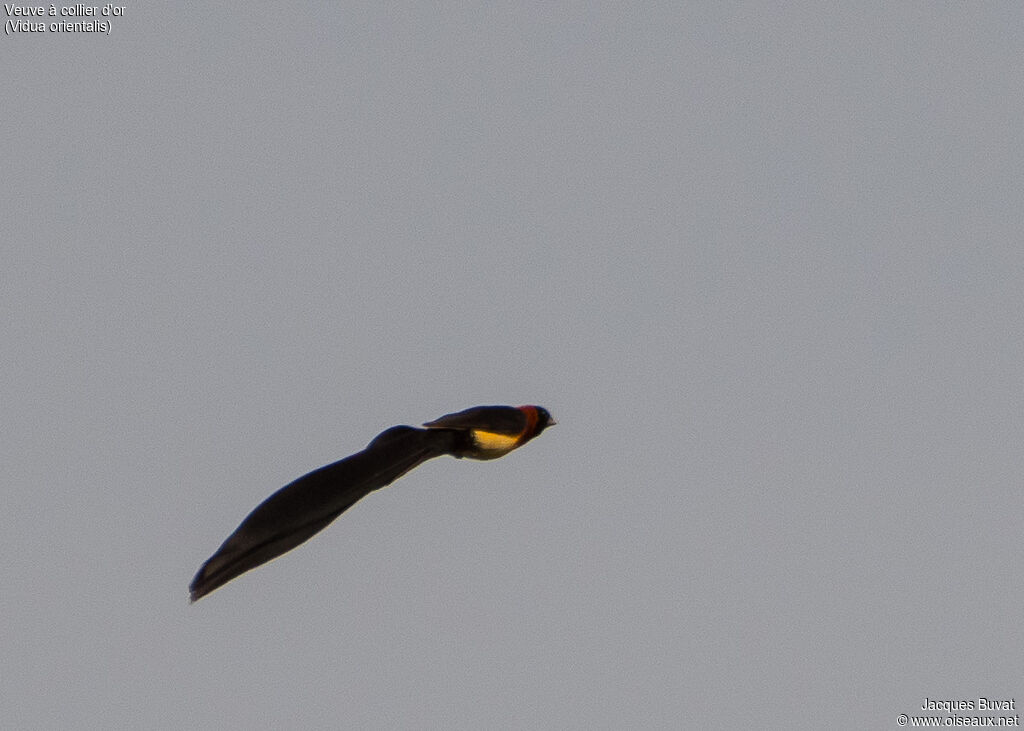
[{"left": 469, "top": 429, "right": 520, "bottom": 459}]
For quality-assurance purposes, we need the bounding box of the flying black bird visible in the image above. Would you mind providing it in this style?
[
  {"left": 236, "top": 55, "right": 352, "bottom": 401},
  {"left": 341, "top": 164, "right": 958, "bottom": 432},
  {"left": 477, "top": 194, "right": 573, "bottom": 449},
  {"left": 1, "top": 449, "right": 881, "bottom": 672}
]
[{"left": 189, "top": 405, "right": 555, "bottom": 602}]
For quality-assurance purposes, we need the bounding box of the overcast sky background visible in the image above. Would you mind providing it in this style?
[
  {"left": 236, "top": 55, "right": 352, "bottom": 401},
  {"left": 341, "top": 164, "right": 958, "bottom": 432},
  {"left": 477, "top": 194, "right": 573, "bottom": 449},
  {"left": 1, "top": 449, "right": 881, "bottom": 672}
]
[{"left": 3, "top": 3, "right": 1022, "bottom": 729}]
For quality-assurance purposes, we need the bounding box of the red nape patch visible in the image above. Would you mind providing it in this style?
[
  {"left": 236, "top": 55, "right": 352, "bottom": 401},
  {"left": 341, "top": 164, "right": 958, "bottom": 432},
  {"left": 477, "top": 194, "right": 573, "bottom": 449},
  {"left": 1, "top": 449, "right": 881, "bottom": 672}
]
[{"left": 515, "top": 405, "right": 539, "bottom": 444}]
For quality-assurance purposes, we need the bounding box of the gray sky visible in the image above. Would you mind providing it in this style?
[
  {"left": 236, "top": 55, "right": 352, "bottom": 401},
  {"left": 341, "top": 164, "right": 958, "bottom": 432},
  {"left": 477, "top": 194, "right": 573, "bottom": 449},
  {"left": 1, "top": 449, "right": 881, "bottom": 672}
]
[{"left": 3, "top": 3, "right": 1022, "bottom": 729}]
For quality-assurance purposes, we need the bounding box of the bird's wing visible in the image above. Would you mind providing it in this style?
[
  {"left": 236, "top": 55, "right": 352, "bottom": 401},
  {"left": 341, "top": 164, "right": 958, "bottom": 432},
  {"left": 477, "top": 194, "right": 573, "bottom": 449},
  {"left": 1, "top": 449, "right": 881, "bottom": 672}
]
[
  {"left": 423, "top": 405, "right": 525, "bottom": 434},
  {"left": 189, "top": 426, "right": 457, "bottom": 602}
]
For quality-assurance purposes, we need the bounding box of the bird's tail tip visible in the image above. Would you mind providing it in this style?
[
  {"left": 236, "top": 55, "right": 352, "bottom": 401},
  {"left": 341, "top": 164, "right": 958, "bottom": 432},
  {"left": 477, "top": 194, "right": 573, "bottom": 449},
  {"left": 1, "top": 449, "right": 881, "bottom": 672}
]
[{"left": 188, "top": 572, "right": 210, "bottom": 603}]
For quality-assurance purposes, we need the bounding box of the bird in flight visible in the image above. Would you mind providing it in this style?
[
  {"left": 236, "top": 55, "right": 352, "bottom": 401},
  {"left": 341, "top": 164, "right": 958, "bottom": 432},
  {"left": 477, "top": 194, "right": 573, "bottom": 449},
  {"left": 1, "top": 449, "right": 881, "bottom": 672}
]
[{"left": 189, "top": 404, "right": 555, "bottom": 602}]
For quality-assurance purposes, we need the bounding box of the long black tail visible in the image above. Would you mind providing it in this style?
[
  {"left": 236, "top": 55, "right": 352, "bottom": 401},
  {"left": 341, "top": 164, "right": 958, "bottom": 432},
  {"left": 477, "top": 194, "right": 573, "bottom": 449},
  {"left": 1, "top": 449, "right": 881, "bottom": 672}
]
[{"left": 189, "top": 426, "right": 460, "bottom": 602}]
